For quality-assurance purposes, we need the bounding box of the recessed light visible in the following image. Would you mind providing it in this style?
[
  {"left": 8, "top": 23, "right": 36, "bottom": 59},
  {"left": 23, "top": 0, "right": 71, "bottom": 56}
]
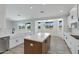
[
  {"left": 40, "top": 11, "right": 44, "bottom": 13},
  {"left": 30, "top": 7, "right": 33, "bottom": 9},
  {"left": 17, "top": 14, "right": 21, "bottom": 16},
  {"left": 60, "top": 10, "right": 63, "bottom": 12}
]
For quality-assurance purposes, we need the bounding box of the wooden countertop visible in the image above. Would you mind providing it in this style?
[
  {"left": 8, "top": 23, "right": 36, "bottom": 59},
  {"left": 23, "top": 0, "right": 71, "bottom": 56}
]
[{"left": 24, "top": 33, "right": 50, "bottom": 42}]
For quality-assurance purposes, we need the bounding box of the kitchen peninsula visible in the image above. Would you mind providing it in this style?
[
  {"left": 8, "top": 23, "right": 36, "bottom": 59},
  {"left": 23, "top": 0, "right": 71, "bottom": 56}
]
[{"left": 24, "top": 33, "right": 51, "bottom": 54}]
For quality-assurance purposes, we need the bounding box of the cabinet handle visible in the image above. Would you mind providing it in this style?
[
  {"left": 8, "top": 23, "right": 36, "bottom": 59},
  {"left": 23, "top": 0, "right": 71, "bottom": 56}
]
[
  {"left": 30, "top": 43, "right": 34, "bottom": 47},
  {"left": 16, "top": 40, "right": 18, "bottom": 42}
]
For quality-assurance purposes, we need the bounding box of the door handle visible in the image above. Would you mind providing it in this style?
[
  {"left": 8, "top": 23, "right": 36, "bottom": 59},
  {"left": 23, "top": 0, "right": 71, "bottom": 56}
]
[{"left": 30, "top": 43, "right": 34, "bottom": 47}]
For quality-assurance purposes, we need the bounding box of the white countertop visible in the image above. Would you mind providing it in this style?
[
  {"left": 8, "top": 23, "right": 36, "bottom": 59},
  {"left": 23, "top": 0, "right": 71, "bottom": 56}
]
[
  {"left": 0, "top": 32, "right": 50, "bottom": 42},
  {"left": 24, "top": 33, "right": 51, "bottom": 42},
  {"left": 0, "top": 33, "right": 10, "bottom": 38},
  {"left": 0, "top": 32, "right": 26, "bottom": 38}
]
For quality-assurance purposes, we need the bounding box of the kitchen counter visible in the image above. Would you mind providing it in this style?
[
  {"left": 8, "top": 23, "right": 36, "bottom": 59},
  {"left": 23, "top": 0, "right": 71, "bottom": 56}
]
[
  {"left": 64, "top": 31, "right": 79, "bottom": 39},
  {"left": 24, "top": 33, "right": 51, "bottom": 54},
  {"left": 0, "top": 32, "right": 27, "bottom": 38},
  {"left": 24, "top": 33, "right": 50, "bottom": 42},
  {"left": 64, "top": 31, "right": 79, "bottom": 54},
  {"left": 71, "top": 35, "right": 79, "bottom": 40},
  {"left": 0, "top": 33, "right": 10, "bottom": 38}
]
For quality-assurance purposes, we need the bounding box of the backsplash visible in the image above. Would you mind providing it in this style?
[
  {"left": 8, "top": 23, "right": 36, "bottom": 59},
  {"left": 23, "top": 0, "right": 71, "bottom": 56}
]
[
  {"left": 64, "top": 27, "right": 79, "bottom": 35},
  {"left": 71, "top": 29, "right": 79, "bottom": 35},
  {"left": 0, "top": 29, "right": 10, "bottom": 35}
]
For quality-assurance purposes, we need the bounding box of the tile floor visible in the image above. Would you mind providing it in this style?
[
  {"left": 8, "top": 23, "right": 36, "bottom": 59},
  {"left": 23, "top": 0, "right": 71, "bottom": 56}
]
[
  {"left": 4, "top": 36, "right": 71, "bottom": 54},
  {"left": 4, "top": 44, "right": 24, "bottom": 54},
  {"left": 48, "top": 36, "right": 71, "bottom": 54}
]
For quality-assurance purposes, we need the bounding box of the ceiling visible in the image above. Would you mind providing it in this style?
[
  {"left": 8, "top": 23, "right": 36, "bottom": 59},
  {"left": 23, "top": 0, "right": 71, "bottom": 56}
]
[{"left": 6, "top": 4, "right": 75, "bottom": 21}]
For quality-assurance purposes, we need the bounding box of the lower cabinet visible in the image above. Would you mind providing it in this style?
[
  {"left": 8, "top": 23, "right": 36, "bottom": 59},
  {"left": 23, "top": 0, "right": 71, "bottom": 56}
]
[
  {"left": 24, "top": 40, "right": 42, "bottom": 54},
  {"left": 42, "top": 37, "right": 50, "bottom": 54},
  {"left": 9, "top": 38, "right": 23, "bottom": 49},
  {"left": 9, "top": 34, "right": 25, "bottom": 49},
  {"left": 64, "top": 33, "right": 76, "bottom": 54},
  {"left": 9, "top": 39, "right": 17, "bottom": 49},
  {"left": 75, "top": 40, "right": 79, "bottom": 54},
  {"left": 24, "top": 36, "right": 51, "bottom": 54}
]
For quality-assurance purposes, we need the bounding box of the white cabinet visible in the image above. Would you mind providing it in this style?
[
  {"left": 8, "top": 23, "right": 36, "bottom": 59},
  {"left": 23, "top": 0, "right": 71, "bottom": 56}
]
[
  {"left": 0, "top": 5, "right": 6, "bottom": 29},
  {"left": 69, "top": 36, "right": 76, "bottom": 53},
  {"left": 64, "top": 32, "right": 76, "bottom": 53},
  {"left": 9, "top": 33, "right": 25, "bottom": 49},
  {"left": 75, "top": 40, "right": 79, "bottom": 54},
  {"left": 67, "top": 5, "right": 78, "bottom": 28},
  {"left": 9, "top": 35, "right": 19, "bottom": 49},
  {"left": 9, "top": 39, "right": 17, "bottom": 49}
]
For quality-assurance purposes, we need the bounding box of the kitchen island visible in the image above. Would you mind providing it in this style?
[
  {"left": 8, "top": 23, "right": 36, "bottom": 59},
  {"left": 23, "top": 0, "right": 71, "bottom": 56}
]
[{"left": 24, "top": 33, "right": 51, "bottom": 54}]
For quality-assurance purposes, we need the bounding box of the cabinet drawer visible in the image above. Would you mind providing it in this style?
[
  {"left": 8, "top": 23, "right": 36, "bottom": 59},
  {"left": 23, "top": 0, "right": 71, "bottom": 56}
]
[{"left": 24, "top": 39, "right": 42, "bottom": 54}]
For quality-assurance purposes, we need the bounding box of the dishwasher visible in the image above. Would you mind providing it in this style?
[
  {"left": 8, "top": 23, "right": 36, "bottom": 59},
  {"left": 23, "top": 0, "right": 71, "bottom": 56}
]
[{"left": 0, "top": 36, "right": 10, "bottom": 53}]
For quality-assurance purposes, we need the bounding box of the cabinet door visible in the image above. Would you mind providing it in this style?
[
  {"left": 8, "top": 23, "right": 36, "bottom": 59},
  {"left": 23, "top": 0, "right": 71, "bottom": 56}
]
[
  {"left": 9, "top": 35, "right": 20, "bottom": 48},
  {"left": 75, "top": 40, "right": 79, "bottom": 54},
  {"left": 15, "top": 38, "right": 20, "bottom": 46},
  {"left": 68, "top": 36, "right": 76, "bottom": 54},
  {"left": 9, "top": 34, "right": 25, "bottom": 49},
  {"left": 20, "top": 35, "right": 25, "bottom": 43},
  {"left": 24, "top": 39, "right": 42, "bottom": 54},
  {"left": 64, "top": 33, "right": 76, "bottom": 54},
  {"left": 17, "top": 37, "right": 24, "bottom": 45},
  {"left": 9, "top": 39, "right": 16, "bottom": 49},
  {"left": 67, "top": 35, "right": 71, "bottom": 48},
  {"left": 65, "top": 34, "right": 70, "bottom": 47},
  {"left": 71, "top": 37, "right": 76, "bottom": 53},
  {"left": 18, "top": 34, "right": 25, "bottom": 44}
]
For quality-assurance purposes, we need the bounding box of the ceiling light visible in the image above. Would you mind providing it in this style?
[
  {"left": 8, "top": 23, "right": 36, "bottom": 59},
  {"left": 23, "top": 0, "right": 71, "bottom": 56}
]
[
  {"left": 30, "top": 7, "right": 33, "bottom": 9},
  {"left": 17, "top": 14, "right": 21, "bottom": 16},
  {"left": 40, "top": 11, "right": 44, "bottom": 13},
  {"left": 60, "top": 10, "right": 63, "bottom": 12}
]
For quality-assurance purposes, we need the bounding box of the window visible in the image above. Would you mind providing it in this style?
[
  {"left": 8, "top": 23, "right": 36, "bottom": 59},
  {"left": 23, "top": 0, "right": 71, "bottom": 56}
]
[
  {"left": 59, "top": 20, "right": 62, "bottom": 30},
  {"left": 18, "top": 24, "right": 25, "bottom": 29},
  {"left": 25, "top": 23, "right": 31, "bottom": 30},
  {"left": 45, "top": 22, "right": 53, "bottom": 29}
]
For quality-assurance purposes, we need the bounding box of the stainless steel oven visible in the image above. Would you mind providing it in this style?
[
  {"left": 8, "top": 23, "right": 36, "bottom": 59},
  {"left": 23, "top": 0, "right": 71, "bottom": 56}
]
[{"left": 0, "top": 36, "right": 10, "bottom": 53}]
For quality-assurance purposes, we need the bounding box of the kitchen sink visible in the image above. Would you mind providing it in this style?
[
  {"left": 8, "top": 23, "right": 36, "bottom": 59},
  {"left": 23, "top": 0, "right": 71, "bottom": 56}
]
[{"left": 71, "top": 35, "right": 79, "bottom": 39}]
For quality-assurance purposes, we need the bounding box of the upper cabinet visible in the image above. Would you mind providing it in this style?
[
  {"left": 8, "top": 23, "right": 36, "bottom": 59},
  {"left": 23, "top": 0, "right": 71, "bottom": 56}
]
[
  {"left": 67, "top": 5, "right": 78, "bottom": 28},
  {"left": 68, "top": 4, "right": 79, "bottom": 29},
  {"left": 0, "top": 5, "right": 6, "bottom": 29}
]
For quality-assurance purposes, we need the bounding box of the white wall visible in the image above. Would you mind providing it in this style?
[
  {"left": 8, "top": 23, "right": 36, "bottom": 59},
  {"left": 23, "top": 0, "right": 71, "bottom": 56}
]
[
  {"left": 6, "top": 19, "right": 15, "bottom": 33},
  {"left": 9, "top": 20, "right": 35, "bottom": 34},
  {"left": 0, "top": 5, "right": 9, "bottom": 34},
  {"left": 5, "top": 15, "right": 68, "bottom": 38},
  {"left": 0, "top": 5, "right": 6, "bottom": 29}
]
